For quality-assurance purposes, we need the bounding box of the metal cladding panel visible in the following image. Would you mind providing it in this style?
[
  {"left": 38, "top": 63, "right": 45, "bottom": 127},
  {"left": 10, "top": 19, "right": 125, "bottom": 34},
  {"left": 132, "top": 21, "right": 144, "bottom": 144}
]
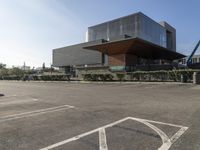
[
  {"left": 87, "top": 13, "right": 139, "bottom": 41},
  {"left": 87, "top": 12, "right": 168, "bottom": 48},
  {"left": 53, "top": 42, "right": 102, "bottom": 67},
  {"left": 108, "top": 19, "right": 121, "bottom": 38},
  {"left": 121, "top": 14, "right": 137, "bottom": 36},
  {"left": 88, "top": 23, "right": 108, "bottom": 41}
]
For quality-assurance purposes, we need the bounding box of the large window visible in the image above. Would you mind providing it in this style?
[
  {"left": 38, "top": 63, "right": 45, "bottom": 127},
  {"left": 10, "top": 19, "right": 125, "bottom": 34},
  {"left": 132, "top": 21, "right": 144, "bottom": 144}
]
[{"left": 138, "top": 13, "right": 167, "bottom": 48}]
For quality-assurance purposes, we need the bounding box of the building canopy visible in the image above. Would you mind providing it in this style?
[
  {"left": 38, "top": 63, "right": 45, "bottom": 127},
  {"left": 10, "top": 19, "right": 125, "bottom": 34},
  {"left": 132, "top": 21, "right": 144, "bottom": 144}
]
[{"left": 84, "top": 38, "right": 185, "bottom": 60}]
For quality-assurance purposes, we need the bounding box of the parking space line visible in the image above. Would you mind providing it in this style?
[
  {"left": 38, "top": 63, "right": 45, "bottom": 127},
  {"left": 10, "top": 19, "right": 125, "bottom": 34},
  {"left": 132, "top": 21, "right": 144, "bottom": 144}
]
[
  {"left": 99, "top": 128, "right": 108, "bottom": 150},
  {"left": 39, "top": 117, "right": 188, "bottom": 150},
  {"left": 131, "top": 117, "right": 170, "bottom": 144},
  {"left": 0, "top": 95, "right": 17, "bottom": 99},
  {"left": 129, "top": 117, "right": 188, "bottom": 150},
  {"left": 39, "top": 117, "right": 130, "bottom": 150},
  {"left": 0, "top": 98, "right": 39, "bottom": 105},
  {"left": 134, "top": 117, "right": 186, "bottom": 128},
  {"left": 0, "top": 95, "right": 17, "bottom": 101},
  {"left": 0, "top": 104, "right": 75, "bottom": 122},
  {"left": 170, "top": 127, "right": 188, "bottom": 144}
]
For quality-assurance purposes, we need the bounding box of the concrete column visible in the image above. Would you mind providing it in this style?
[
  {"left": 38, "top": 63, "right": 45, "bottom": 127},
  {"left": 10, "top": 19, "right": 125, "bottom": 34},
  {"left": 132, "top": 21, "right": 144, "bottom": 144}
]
[{"left": 193, "top": 72, "right": 200, "bottom": 84}]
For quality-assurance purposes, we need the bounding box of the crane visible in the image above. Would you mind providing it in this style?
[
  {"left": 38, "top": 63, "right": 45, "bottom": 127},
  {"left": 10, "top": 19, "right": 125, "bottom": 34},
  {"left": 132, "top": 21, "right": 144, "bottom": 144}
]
[{"left": 186, "top": 40, "right": 200, "bottom": 68}]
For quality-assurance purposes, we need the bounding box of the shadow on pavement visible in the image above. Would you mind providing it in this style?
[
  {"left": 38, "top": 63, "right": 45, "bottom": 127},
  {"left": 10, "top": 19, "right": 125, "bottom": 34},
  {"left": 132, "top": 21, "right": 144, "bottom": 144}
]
[{"left": 0, "top": 94, "right": 4, "bottom": 97}]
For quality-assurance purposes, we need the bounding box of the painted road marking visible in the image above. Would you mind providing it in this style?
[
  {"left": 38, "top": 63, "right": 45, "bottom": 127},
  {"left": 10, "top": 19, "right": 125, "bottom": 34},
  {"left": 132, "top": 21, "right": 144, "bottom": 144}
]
[
  {"left": 99, "top": 128, "right": 108, "bottom": 150},
  {"left": 1, "top": 95, "right": 17, "bottom": 98},
  {"left": 0, "top": 104, "right": 75, "bottom": 122},
  {"left": 0, "top": 95, "right": 17, "bottom": 100},
  {"left": 32, "top": 98, "right": 39, "bottom": 101},
  {"left": 40, "top": 117, "right": 188, "bottom": 150},
  {"left": 0, "top": 98, "right": 39, "bottom": 105}
]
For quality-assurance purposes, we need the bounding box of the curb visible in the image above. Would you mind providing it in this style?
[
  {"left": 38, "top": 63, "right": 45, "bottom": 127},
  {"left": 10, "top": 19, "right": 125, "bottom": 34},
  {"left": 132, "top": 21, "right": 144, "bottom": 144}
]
[{"left": 0, "top": 80, "right": 194, "bottom": 85}]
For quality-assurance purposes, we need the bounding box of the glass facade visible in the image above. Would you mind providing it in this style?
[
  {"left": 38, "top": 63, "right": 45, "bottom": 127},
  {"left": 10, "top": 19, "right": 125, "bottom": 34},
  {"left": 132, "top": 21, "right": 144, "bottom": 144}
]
[
  {"left": 166, "top": 31, "right": 173, "bottom": 49},
  {"left": 138, "top": 13, "right": 166, "bottom": 48},
  {"left": 87, "top": 12, "right": 167, "bottom": 48}
]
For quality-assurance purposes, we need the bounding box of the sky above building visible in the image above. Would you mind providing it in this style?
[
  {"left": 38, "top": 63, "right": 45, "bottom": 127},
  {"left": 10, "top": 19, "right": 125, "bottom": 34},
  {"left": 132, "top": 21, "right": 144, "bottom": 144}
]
[{"left": 0, "top": 0, "right": 199, "bottom": 67}]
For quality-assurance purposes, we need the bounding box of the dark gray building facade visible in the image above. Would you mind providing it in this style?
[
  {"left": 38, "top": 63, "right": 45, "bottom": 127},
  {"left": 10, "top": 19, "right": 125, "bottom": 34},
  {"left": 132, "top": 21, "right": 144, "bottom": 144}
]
[{"left": 53, "top": 42, "right": 102, "bottom": 67}]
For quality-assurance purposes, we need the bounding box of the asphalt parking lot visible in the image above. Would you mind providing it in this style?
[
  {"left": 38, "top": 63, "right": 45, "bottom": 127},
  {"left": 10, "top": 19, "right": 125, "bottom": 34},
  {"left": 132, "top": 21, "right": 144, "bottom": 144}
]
[{"left": 0, "top": 81, "right": 200, "bottom": 150}]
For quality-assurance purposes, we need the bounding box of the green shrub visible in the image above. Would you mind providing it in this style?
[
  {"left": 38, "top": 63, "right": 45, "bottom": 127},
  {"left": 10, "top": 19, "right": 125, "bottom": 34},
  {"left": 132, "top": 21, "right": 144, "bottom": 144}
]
[
  {"left": 116, "top": 73, "right": 125, "bottom": 81},
  {"left": 83, "top": 74, "right": 92, "bottom": 81},
  {"left": 105, "top": 74, "right": 114, "bottom": 81},
  {"left": 2, "top": 75, "right": 21, "bottom": 80},
  {"left": 83, "top": 74, "right": 114, "bottom": 81},
  {"left": 91, "top": 74, "right": 99, "bottom": 81},
  {"left": 31, "top": 75, "right": 70, "bottom": 81},
  {"left": 128, "top": 69, "right": 200, "bottom": 82}
]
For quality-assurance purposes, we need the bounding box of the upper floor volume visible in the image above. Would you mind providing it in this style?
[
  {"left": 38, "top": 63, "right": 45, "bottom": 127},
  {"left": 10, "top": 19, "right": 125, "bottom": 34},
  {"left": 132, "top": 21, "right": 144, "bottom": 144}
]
[{"left": 86, "top": 12, "right": 176, "bottom": 51}]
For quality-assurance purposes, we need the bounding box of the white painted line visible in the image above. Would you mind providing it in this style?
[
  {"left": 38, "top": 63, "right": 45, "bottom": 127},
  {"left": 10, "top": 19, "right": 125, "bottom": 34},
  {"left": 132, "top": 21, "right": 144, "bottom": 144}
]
[
  {"left": 0, "top": 99, "right": 39, "bottom": 105},
  {"left": 129, "top": 117, "right": 188, "bottom": 150},
  {"left": 39, "top": 117, "right": 130, "bottom": 150},
  {"left": 130, "top": 117, "right": 170, "bottom": 144},
  {"left": 33, "top": 98, "right": 39, "bottom": 101},
  {"left": 2, "top": 95, "right": 17, "bottom": 98},
  {"left": 99, "top": 128, "right": 108, "bottom": 150},
  {"left": 170, "top": 126, "right": 189, "bottom": 144},
  {"left": 0, "top": 104, "right": 74, "bottom": 122},
  {"left": 0, "top": 95, "right": 17, "bottom": 100},
  {"left": 133, "top": 117, "right": 185, "bottom": 128},
  {"left": 39, "top": 117, "right": 188, "bottom": 150}
]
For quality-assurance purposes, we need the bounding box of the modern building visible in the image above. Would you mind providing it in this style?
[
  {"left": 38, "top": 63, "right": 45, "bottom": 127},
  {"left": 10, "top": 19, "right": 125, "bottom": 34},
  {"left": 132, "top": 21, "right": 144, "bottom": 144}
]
[
  {"left": 180, "top": 55, "right": 200, "bottom": 65},
  {"left": 53, "top": 12, "right": 185, "bottom": 74}
]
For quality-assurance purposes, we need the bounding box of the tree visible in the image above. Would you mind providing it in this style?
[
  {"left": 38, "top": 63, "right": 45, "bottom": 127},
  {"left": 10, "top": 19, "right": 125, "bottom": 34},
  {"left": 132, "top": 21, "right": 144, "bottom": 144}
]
[
  {"left": 0, "top": 63, "right": 7, "bottom": 79},
  {"left": 0, "top": 68, "right": 8, "bottom": 78},
  {"left": 0, "top": 63, "right": 6, "bottom": 69},
  {"left": 8, "top": 67, "right": 24, "bottom": 77}
]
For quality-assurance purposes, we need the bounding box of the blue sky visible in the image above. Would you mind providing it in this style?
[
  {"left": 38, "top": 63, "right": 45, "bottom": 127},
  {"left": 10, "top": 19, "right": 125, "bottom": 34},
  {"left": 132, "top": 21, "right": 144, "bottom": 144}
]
[{"left": 0, "top": 0, "right": 199, "bottom": 67}]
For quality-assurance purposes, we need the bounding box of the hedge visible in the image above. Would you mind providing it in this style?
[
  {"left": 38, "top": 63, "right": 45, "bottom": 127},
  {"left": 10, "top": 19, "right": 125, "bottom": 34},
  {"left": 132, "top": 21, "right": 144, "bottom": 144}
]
[
  {"left": 116, "top": 73, "right": 125, "bottom": 81},
  {"left": 82, "top": 70, "right": 200, "bottom": 82},
  {"left": 0, "top": 75, "right": 71, "bottom": 81},
  {"left": 128, "top": 70, "right": 200, "bottom": 82},
  {"left": 32, "top": 75, "right": 70, "bottom": 81},
  {"left": 0, "top": 75, "right": 22, "bottom": 80},
  {"left": 83, "top": 74, "right": 114, "bottom": 81}
]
